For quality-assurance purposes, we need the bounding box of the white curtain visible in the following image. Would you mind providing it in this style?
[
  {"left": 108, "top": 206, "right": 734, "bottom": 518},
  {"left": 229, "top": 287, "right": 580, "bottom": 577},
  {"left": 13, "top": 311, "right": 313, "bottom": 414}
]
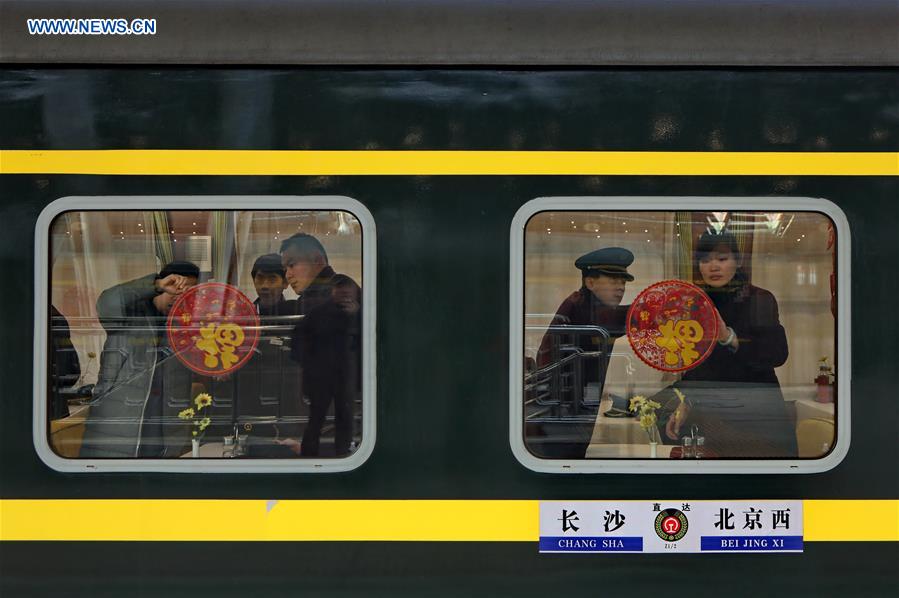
[
  {"left": 751, "top": 222, "right": 835, "bottom": 391},
  {"left": 51, "top": 211, "right": 157, "bottom": 385},
  {"left": 210, "top": 211, "right": 237, "bottom": 284}
]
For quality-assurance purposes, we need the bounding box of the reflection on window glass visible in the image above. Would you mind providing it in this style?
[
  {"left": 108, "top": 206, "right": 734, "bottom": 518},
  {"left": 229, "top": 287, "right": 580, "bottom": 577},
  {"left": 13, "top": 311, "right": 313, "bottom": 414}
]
[
  {"left": 524, "top": 211, "right": 836, "bottom": 460},
  {"left": 49, "top": 209, "right": 363, "bottom": 460}
]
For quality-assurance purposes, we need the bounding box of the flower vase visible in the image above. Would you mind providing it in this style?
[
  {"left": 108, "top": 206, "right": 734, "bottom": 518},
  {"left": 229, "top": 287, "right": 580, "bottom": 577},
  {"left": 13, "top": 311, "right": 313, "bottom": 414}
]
[
  {"left": 646, "top": 427, "right": 661, "bottom": 459},
  {"left": 191, "top": 438, "right": 200, "bottom": 458},
  {"left": 815, "top": 378, "right": 834, "bottom": 403}
]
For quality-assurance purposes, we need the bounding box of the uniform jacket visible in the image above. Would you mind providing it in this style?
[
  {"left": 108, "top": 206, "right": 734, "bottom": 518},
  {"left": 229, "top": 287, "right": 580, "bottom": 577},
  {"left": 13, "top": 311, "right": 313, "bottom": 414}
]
[{"left": 537, "top": 287, "right": 629, "bottom": 385}]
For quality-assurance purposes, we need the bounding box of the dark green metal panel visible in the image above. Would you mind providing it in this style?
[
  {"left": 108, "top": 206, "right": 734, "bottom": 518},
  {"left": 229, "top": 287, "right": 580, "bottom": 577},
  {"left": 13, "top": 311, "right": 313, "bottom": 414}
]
[
  {"left": 2, "top": 541, "right": 897, "bottom": 597},
  {"left": 0, "top": 69, "right": 896, "bottom": 595}
]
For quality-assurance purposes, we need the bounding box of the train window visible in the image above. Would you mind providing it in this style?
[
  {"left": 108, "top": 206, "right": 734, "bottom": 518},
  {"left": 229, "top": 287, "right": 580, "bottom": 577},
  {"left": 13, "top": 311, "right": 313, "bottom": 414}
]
[
  {"left": 35, "top": 196, "right": 376, "bottom": 473},
  {"left": 510, "top": 197, "right": 849, "bottom": 473}
]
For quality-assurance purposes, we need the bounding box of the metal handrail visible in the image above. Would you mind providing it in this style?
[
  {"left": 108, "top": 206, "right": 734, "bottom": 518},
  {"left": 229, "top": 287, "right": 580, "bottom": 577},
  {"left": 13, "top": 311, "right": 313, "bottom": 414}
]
[{"left": 524, "top": 324, "right": 612, "bottom": 421}]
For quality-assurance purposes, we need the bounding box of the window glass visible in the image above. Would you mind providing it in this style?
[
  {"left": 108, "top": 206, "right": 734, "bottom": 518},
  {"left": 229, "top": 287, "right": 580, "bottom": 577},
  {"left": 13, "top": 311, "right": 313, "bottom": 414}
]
[
  {"left": 521, "top": 208, "right": 839, "bottom": 463},
  {"left": 46, "top": 207, "right": 367, "bottom": 465}
]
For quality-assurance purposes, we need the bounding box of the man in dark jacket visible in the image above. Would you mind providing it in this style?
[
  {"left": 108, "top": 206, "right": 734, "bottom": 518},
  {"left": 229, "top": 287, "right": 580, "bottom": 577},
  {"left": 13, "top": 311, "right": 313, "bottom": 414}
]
[
  {"left": 279, "top": 233, "right": 361, "bottom": 457},
  {"left": 80, "top": 261, "right": 199, "bottom": 458},
  {"left": 530, "top": 247, "right": 635, "bottom": 459},
  {"left": 219, "top": 253, "right": 302, "bottom": 449}
]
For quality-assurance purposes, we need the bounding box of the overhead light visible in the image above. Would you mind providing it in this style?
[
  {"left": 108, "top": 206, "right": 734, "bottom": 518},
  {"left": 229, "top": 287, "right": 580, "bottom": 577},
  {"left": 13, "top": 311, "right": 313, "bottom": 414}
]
[
  {"left": 764, "top": 213, "right": 782, "bottom": 234},
  {"left": 708, "top": 212, "right": 728, "bottom": 233}
]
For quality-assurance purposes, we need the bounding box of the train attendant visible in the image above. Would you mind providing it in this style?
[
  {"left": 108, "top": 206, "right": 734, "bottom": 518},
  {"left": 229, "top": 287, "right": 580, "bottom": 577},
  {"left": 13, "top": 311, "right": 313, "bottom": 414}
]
[
  {"left": 80, "top": 261, "right": 200, "bottom": 458},
  {"left": 664, "top": 231, "right": 797, "bottom": 457},
  {"left": 530, "top": 247, "right": 635, "bottom": 459},
  {"left": 278, "top": 233, "right": 361, "bottom": 457}
]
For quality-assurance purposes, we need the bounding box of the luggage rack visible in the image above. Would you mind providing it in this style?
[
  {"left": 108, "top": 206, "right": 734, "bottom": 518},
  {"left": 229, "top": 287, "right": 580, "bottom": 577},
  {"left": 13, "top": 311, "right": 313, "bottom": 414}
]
[{"left": 524, "top": 325, "right": 611, "bottom": 424}]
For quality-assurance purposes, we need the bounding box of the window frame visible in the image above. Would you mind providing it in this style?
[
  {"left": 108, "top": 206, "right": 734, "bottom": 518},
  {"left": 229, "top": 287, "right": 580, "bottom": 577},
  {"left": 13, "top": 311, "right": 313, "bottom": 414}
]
[
  {"left": 509, "top": 196, "right": 851, "bottom": 474},
  {"left": 34, "top": 195, "right": 377, "bottom": 473}
]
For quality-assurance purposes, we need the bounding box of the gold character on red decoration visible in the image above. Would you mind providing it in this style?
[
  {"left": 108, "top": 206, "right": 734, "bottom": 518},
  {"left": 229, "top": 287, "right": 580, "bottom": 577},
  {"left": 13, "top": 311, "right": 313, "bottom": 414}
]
[
  {"left": 195, "top": 322, "right": 246, "bottom": 370},
  {"left": 655, "top": 318, "right": 704, "bottom": 366}
]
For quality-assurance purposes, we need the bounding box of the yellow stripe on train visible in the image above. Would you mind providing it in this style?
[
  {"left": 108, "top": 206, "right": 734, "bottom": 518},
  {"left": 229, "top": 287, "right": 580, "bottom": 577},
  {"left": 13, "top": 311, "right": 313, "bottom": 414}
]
[
  {"left": 1, "top": 500, "right": 896, "bottom": 542},
  {"left": 1, "top": 150, "right": 898, "bottom": 176}
]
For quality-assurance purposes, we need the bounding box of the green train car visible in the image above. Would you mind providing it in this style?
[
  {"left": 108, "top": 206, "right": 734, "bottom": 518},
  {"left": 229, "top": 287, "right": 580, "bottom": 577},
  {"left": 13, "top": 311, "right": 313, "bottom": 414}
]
[{"left": 1, "top": 1, "right": 896, "bottom": 596}]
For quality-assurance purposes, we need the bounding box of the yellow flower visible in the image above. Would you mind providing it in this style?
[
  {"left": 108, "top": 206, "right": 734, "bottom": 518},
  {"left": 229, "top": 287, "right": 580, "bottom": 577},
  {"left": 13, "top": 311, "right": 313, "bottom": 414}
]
[
  {"left": 194, "top": 393, "right": 213, "bottom": 409},
  {"left": 629, "top": 395, "right": 647, "bottom": 412},
  {"left": 178, "top": 408, "right": 195, "bottom": 420},
  {"left": 198, "top": 417, "right": 211, "bottom": 431},
  {"left": 673, "top": 388, "right": 687, "bottom": 404}
]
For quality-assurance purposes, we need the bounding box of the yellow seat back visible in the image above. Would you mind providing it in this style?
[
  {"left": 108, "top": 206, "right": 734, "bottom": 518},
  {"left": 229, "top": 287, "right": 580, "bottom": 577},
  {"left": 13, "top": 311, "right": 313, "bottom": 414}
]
[{"left": 796, "top": 417, "right": 835, "bottom": 458}]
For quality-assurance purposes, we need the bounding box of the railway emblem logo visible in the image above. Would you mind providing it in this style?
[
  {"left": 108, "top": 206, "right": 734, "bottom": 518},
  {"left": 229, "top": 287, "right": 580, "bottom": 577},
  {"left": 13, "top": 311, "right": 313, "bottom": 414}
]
[{"left": 654, "top": 508, "right": 689, "bottom": 542}]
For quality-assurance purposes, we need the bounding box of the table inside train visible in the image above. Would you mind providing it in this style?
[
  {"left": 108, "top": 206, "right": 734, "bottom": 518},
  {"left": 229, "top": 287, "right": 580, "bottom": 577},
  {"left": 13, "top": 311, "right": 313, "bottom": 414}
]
[
  {"left": 585, "top": 397, "right": 672, "bottom": 458},
  {"left": 588, "top": 397, "right": 649, "bottom": 444}
]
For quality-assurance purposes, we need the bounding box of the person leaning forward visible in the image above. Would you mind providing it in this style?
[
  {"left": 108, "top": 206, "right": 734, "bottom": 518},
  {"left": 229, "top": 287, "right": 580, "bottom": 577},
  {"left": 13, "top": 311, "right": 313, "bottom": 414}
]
[
  {"left": 530, "top": 247, "right": 635, "bottom": 459},
  {"left": 276, "top": 233, "right": 361, "bottom": 458},
  {"left": 80, "top": 261, "right": 200, "bottom": 458}
]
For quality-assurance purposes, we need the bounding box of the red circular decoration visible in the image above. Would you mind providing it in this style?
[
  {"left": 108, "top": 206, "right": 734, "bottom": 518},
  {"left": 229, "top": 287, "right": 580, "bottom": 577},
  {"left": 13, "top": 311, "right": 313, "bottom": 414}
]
[
  {"left": 626, "top": 280, "right": 718, "bottom": 372},
  {"left": 166, "top": 283, "right": 260, "bottom": 376}
]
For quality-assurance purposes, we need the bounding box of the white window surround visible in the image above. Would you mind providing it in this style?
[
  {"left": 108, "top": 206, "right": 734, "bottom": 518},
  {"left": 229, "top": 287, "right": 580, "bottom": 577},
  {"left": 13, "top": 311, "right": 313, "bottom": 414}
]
[
  {"left": 34, "top": 196, "right": 376, "bottom": 473},
  {"left": 509, "top": 196, "right": 850, "bottom": 474}
]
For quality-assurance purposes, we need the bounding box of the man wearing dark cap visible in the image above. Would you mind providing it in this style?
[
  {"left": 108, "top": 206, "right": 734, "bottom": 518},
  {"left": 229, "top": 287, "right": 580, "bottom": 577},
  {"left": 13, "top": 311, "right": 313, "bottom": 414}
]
[
  {"left": 80, "top": 261, "right": 200, "bottom": 458},
  {"left": 532, "top": 247, "right": 635, "bottom": 459},
  {"left": 251, "top": 253, "right": 297, "bottom": 316}
]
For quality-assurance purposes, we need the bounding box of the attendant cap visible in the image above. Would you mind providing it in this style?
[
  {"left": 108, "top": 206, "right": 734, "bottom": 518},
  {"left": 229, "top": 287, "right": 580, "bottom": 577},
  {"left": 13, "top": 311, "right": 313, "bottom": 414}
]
[{"left": 574, "top": 247, "right": 635, "bottom": 281}]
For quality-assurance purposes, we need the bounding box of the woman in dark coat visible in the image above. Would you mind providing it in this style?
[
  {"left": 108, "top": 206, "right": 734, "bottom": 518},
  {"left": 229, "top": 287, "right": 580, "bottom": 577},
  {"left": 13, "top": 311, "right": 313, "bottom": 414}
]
[{"left": 663, "top": 231, "right": 798, "bottom": 458}]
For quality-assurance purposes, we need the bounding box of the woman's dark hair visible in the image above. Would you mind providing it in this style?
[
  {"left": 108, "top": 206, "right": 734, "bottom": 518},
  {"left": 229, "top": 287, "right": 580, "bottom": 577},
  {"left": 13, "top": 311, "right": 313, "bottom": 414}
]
[
  {"left": 696, "top": 230, "right": 740, "bottom": 260},
  {"left": 694, "top": 230, "right": 748, "bottom": 289}
]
